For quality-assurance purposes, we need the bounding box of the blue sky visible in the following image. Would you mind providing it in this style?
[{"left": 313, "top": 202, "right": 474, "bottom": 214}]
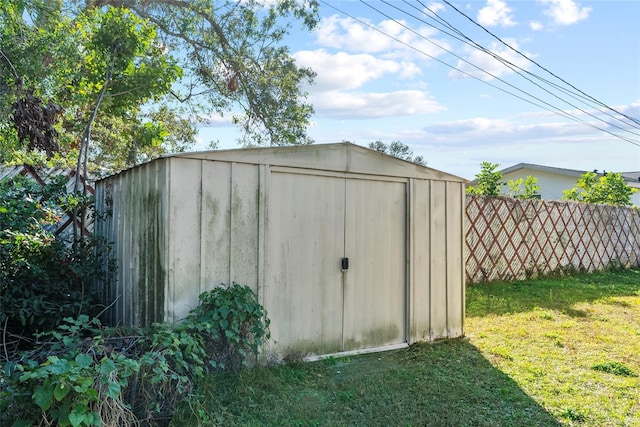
[{"left": 197, "top": 0, "right": 640, "bottom": 180}]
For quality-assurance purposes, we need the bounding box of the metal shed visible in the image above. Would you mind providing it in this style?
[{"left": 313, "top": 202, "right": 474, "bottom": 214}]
[{"left": 95, "top": 143, "right": 467, "bottom": 360}]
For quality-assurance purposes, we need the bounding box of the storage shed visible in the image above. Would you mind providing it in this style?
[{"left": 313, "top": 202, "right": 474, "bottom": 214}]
[{"left": 95, "top": 143, "right": 467, "bottom": 360}]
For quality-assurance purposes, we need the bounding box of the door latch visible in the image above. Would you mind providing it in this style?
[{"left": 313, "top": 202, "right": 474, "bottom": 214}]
[{"left": 341, "top": 257, "right": 349, "bottom": 271}]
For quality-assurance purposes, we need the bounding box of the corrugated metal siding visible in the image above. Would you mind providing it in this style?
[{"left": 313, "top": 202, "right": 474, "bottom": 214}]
[
  {"left": 408, "top": 179, "right": 465, "bottom": 342},
  {"left": 94, "top": 144, "right": 466, "bottom": 359},
  {"left": 95, "top": 160, "right": 169, "bottom": 326}
]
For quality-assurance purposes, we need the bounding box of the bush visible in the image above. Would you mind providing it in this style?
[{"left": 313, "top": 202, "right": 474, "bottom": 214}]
[
  {"left": 184, "top": 283, "right": 271, "bottom": 371},
  {"left": 0, "top": 284, "right": 270, "bottom": 426},
  {"left": 0, "top": 175, "right": 110, "bottom": 350}
]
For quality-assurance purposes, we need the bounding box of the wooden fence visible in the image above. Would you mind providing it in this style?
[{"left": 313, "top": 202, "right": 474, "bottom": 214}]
[{"left": 466, "top": 195, "right": 640, "bottom": 283}]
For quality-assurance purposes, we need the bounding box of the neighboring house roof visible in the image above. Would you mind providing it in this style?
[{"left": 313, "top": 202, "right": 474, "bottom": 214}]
[
  {"left": 620, "top": 171, "right": 640, "bottom": 184},
  {"left": 468, "top": 162, "right": 640, "bottom": 187}
]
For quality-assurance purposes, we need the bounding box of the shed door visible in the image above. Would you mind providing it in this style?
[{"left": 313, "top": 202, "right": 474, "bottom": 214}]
[
  {"left": 267, "top": 171, "right": 406, "bottom": 356},
  {"left": 342, "top": 178, "right": 406, "bottom": 351}
]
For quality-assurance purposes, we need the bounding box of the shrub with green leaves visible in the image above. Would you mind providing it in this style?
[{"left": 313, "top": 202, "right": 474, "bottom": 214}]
[
  {"left": 0, "top": 175, "right": 109, "bottom": 345},
  {"left": 1, "top": 284, "right": 271, "bottom": 426},
  {"left": 185, "top": 283, "right": 271, "bottom": 371},
  {"left": 562, "top": 171, "right": 637, "bottom": 206}
]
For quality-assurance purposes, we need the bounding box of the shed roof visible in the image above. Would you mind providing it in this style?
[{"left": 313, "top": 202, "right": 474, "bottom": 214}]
[{"left": 163, "top": 143, "right": 467, "bottom": 182}]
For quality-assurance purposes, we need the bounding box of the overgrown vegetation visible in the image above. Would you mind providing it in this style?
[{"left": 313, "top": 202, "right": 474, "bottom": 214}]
[
  {"left": 1, "top": 172, "right": 270, "bottom": 425},
  {"left": 170, "top": 269, "right": 639, "bottom": 426},
  {"left": 1, "top": 284, "right": 270, "bottom": 426},
  {"left": 0, "top": 175, "right": 108, "bottom": 344},
  {"left": 1, "top": 1, "right": 319, "bottom": 170}
]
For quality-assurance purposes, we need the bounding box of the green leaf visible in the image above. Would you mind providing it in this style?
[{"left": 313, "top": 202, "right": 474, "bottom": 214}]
[
  {"left": 105, "top": 380, "right": 121, "bottom": 399},
  {"left": 219, "top": 305, "right": 230, "bottom": 319},
  {"left": 68, "top": 411, "right": 84, "bottom": 427},
  {"left": 99, "top": 358, "right": 116, "bottom": 376},
  {"left": 54, "top": 382, "right": 71, "bottom": 401},
  {"left": 33, "top": 385, "right": 54, "bottom": 411},
  {"left": 75, "top": 353, "right": 93, "bottom": 369},
  {"left": 11, "top": 421, "right": 35, "bottom": 427},
  {"left": 69, "top": 405, "right": 89, "bottom": 427}
]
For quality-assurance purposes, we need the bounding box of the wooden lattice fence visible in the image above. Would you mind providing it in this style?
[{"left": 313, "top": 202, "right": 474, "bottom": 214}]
[
  {"left": 466, "top": 195, "right": 640, "bottom": 283},
  {"left": 0, "top": 164, "right": 95, "bottom": 239}
]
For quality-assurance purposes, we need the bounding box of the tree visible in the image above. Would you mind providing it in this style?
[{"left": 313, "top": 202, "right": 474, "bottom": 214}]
[
  {"left": 1, "top": 1, "right": 185, "bottom": 169},
  {"left": 507, "top": 176, "right": 541, "bottom": 200},
  {"left": 466, "top": 162, "right": 504, "bottom": 196},
  {"left": 562, "top": 171, "right": 637, "bottom": 206},
  {"left": 368, "top": 140, "right": 426, "bottom": 166},
  {"left": 1, "top": 0, "right": 319, "bottom": 169}
]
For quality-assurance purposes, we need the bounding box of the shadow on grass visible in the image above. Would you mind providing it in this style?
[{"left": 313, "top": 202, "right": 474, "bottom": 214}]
[
  {"left": 172, "top": 339, "right": 561, "bottom": 427},
  {"left": 466, "top": 268, "right": 640, "bottom": 318}
]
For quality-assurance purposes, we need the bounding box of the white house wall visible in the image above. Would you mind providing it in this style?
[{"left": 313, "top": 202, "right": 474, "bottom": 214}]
[{"left": 500, "top": 168, "right": 580, "bottom": 200}]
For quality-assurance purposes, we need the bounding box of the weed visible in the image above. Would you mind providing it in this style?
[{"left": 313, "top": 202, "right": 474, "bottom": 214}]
[{"left": 592, "top": 361, "right": 638, "bottom": 377}]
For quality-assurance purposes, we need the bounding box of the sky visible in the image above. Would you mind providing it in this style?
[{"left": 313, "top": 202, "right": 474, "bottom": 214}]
[{"left": 196, "top": 0, "right": 640, "bottom": 180}]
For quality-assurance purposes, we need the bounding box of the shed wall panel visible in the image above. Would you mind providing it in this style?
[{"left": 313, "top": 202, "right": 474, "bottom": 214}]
[
  {"left": 199, "top": 161, "right": 232, "bottom": 289},
  {"left": 343, "top": 179, "right": 407, "bottom": 350},
  {"left": 97, "top": 160, "right": 169, "bottom": 327},
  {"left": 429, "top": 180, "right": 448, "bottom": 339},
  {"left": 229, "top": 163, "right": 260, "bottom": 292},
  {"left": 410, "top": 179, "right": 431, "bottom": 342},
  {"left": 446, "top": 182, "right": 465, "bottom": 337},
  {"left": 167, "top": 159, "right": 202, "bottom": 322}
]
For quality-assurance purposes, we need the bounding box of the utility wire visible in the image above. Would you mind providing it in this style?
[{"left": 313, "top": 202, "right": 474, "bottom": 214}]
[
  {"left": 401, "top": 0, "right": 640, "bottom": 137},
  {"left": 440, "top": 0, "right": 640, "bottom": 127},
  {"left": 339, "top": 0, "right": 640, "bottom": 146},
  {"left": 411, "top": 0, "right": 639, "bottom": 127},
  {"left": 385, "top": 0, "right": 640, "bottom": 138}
]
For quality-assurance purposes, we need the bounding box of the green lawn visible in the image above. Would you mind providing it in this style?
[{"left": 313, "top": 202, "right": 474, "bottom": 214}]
[{"left": 171, "top": 269, "right": 640, "bottom": 426}]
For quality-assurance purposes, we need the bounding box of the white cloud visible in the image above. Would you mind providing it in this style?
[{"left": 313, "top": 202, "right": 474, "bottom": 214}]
[
  {"left": 311, "top": 90, "right": 445, "bottom": 119},
  {"left": 424, "top": 2, "right": 445, "bottom": 15},
  {"left": 477, "top": 0, "right": 517, "bottom": 27},
  {"left": 293, "top": 50, "right": 421, "bottom": 92},
  {"left": 448, "top": 39, "right": 533, "bottom": 80},
  {"left": 314, "top": 15, "right": 449, "bottom": 60},
  {"left": 538, "top": 0, "right": 591, "bottom": 26},
  {"left": 529, "top": 21, "right": 544, "bottom": 31}
]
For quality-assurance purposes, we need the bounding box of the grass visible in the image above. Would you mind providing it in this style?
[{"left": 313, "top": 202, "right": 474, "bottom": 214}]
[{"left": 171, "top": 269, "right": 640, "bottom": 426}]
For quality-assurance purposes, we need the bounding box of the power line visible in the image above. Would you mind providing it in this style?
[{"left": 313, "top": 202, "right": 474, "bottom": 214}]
[
  {"left": 440, "top": 0, "right": 640, "bottom": 128},
  {"left": 385, "top": 0, "right": 640, "bottom": 138},
  {"left": 409, "top": 0, "right": 640, "bottom": 131},
  {"left": 316, "top": 0, "right": 640, "bottom": 147}
]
